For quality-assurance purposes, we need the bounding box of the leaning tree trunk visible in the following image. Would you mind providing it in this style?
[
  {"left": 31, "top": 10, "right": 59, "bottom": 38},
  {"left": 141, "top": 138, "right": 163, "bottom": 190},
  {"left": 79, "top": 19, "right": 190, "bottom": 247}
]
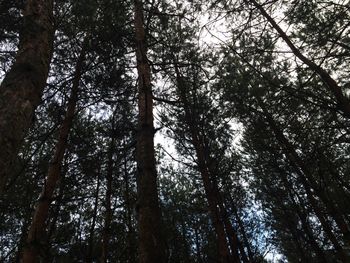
[
  {"left": 246, "top": 0, "right": 350, "bottom": 118},
  {"left": 216, "top": 192, "right": 244, "bottom": 262},
  {"left": 0, "top": 0, "right": 54, "bottom": 191},
  {"left": 134, "top": 1, "right": 167, "bottom": 262},
  {"left": 280, "top": 174, "right": 328, "bottom": 263},
  {"left": 21, "top": 38, "right": 87, "bottom": 263},
  {"left": 229, "top": 200, "right": 254, "bottom": 263},
  {"left": 256, "top": 98, "right": 350, "bottom": 263}
]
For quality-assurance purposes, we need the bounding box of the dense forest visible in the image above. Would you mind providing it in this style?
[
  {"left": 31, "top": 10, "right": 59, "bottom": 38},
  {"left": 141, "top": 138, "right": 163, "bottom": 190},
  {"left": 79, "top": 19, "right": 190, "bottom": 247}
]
[{"left": 0, "top": 0, "right": 350, "bottom": 262}]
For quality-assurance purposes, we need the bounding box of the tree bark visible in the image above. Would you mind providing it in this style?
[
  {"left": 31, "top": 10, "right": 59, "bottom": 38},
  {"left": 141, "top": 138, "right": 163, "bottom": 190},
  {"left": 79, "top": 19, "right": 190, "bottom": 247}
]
[
  {"left": 174, "top": 63, "right": 238, "bottom": 263},
  {"left": 21, "top": 38, "right": 87, "bottom": 263},
  {"left": 216, "top": 190, "right": 242, "bottom": 262},
  {"left": 134, "top": 1, "right": 167, "bottom": 262},
  {"left": 0, "top": 0, "right": 54, "bottom": 192},
  {"left": 44, "top": 164, "right": 67, "bottom": 262}
]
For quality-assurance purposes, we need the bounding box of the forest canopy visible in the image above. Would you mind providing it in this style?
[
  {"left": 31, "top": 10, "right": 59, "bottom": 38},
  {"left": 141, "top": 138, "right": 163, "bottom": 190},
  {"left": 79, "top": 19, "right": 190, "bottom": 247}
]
[{"left": 1, "top": 0, "right": 350, "bottom": 262}]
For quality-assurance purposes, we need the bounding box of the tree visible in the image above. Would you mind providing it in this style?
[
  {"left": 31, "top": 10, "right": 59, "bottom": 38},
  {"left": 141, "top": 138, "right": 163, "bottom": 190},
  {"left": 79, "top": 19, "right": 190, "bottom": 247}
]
[
  {"left": 0, "top": 0, "right": 54, "bottom": 191},
  {"left": 21, "top": 36, "right": 88, "bottom": 263},
  {"left": 133, "top": 0, "right": 167, "bottom": 262}
]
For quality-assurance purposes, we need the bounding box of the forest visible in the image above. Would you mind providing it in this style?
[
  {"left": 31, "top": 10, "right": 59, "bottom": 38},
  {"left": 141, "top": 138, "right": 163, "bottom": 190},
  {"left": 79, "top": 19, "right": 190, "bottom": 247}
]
[{"left": 0, "top": 0, "right": 350, "bottom": 262}]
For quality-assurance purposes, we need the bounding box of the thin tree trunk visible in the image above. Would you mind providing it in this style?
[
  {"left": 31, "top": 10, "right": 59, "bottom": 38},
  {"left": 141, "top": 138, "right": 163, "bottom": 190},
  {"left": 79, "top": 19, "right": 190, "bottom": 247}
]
[
  {"left": 256, "top": 98, "right": 349, "bottom": 262},
  {"left": 230, "top": 201, "right": 254, "bottom": 263},
  {"left": 134, "top": 1, "right": 166, "bottom": 262},
  {"left": 317, "top": 151, "right": 350, "bottom": 222},
  {"left": 87, "top": 170, "right": 101, "bottom": 263},
  {"left": 313, "top": 186, "right": 350, "bottom": 246},
  {"left": 0, "top": 0, "right": 54, "bottom": 192},
  {"left": 44, "top": 164, "right": 67, "bottom": 262},
  {"left": 216, "top": 190, "right": 242, "bottom": 262},
  {"left": 21, "top": 38, "right": 87, "bottom": 263},
  {"left": 292, "top": 194, "right": 328, "bottom": 263},
  {"left": 218, "top": 196, "right": 249, "bottom": 263},
  {"left": 123, "top": 141, "right": 136, "bottom": 263},
  {"left": 15, "top": 207, "right": 33, "bottom": 262},
  {"left": 247, "top": 0, "right": 350, "bottom": 118},
  {"left": 275, "top": 165, "right": 328, "bottom": 263},
  {"left": 46, "top": 164, "right": 67, "bottom": 242},
  {"left": 101, "top": 137, "right": 115, "bottom": 263},
  {"left": 194, "top": 226, "right": 203, "bottom": 263},
  {"left": 179, "top": 213, "right": 191, "bottom": 261},
  {"left": 283, "top": 211, "right": 310, "bottom": 262}
]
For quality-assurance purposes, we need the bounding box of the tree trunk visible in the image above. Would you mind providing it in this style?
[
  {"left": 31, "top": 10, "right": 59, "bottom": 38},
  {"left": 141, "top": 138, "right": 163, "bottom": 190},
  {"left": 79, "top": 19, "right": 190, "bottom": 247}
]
[
  {"left": 101, "top": 137, "right": 115, "bottom": 263},
  {"left": 216, "top": 190, "right": 242, "bottom": 262},
  {"left": 123, "top": 141, "right": 136, "bottom": 263},
  {"left": 276, "top": 166, "right": 328, "bottom": 263},
  {"left": 256, "top": 98, "right": 349, "bottom": 262},
  {"left": 134, "top": 1, "right": 167, "bottom": 262},
  {"left": 174, "top": 63, "right": 237, "bottom": 263},
  {"left": 194, "top": 226, "right": 203, "bottom": 263},
  {"left": 44, "top": 164, "right": 67, "bottom": 262},
  {"left": 230, "top": 201, "right": 254, "bottom": 263},
  {"left": 0, "top": 0, "right": 54, "bottom": 192},
  {"left": 21, "top": 38, "right": 87, "bottom": 263},
  {"left": 87, "top": 170, "right": 101, "bottom": 263},
  {"left": 283, "top": 211, "right": 310, "bottom": 262},
  {"left": 15, "top": 207, "right": 33, "bottom": 262}
]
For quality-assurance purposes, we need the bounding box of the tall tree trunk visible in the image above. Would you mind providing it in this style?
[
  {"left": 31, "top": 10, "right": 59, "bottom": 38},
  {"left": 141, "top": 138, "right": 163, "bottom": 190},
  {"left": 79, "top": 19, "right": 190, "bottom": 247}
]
[
  {"left": 283, "top": 211, "right": 310, "bottom": 262},
  {"left": 216, "top": 189, "right": 242, "bottom": 262},
  {"left": 44, "top": 164, "right": 67, "bottom": 262},
  {"left": 101, "top": 137, "right": 115, "bottom": 263},
  {"left": 21, "top": 38, "right": 87, "bottom": 263},
  {"left": 290, "top": 191, "right": 328, "bottom": 263},
  {"left": 0, "top": 0, "right": 54, "bottom": 192},
  {"left": 229, "top": 200, "right": 254, "bottom": 263},
  {"left": 194, "top": 226, "right": 203, "bottom": 263},
  {"left": 269, "top": 188, "right": 312, "bottom": 262},
  {"left": 179, "top": 213, "right": 191, "bottom": 261},
  {"left": 275, "top": 164, "right": 328, "bottom": 263},
  {"left": 174, "top": 64, "right": 238, "bottom": 263},
  {"left": 123, "top": 141, "right": 136, "bottom": 263},
  {"left": 133, "top": 1, "right": 167, "bottom": 262},
  {"left": 246, "top": 0, "right": 350, "bottom": 118},
  {"left": 313, "top": 185, "right": 350, "bottom": 246}
]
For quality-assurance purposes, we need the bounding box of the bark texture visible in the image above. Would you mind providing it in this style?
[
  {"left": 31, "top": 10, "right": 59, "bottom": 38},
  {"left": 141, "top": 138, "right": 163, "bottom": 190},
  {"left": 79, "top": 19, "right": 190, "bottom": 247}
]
[
  {"left": 21, "top": 38, "right": 87, "bottom": 263},
  {"left": 134, "top": 1, "right": 167, "bottom": 262},
  {"left": 0, "top": 0, "right": 54, "bottom": 191},
  {"left": 174, "top": 63, "right": 239, "bottom": 263}
]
